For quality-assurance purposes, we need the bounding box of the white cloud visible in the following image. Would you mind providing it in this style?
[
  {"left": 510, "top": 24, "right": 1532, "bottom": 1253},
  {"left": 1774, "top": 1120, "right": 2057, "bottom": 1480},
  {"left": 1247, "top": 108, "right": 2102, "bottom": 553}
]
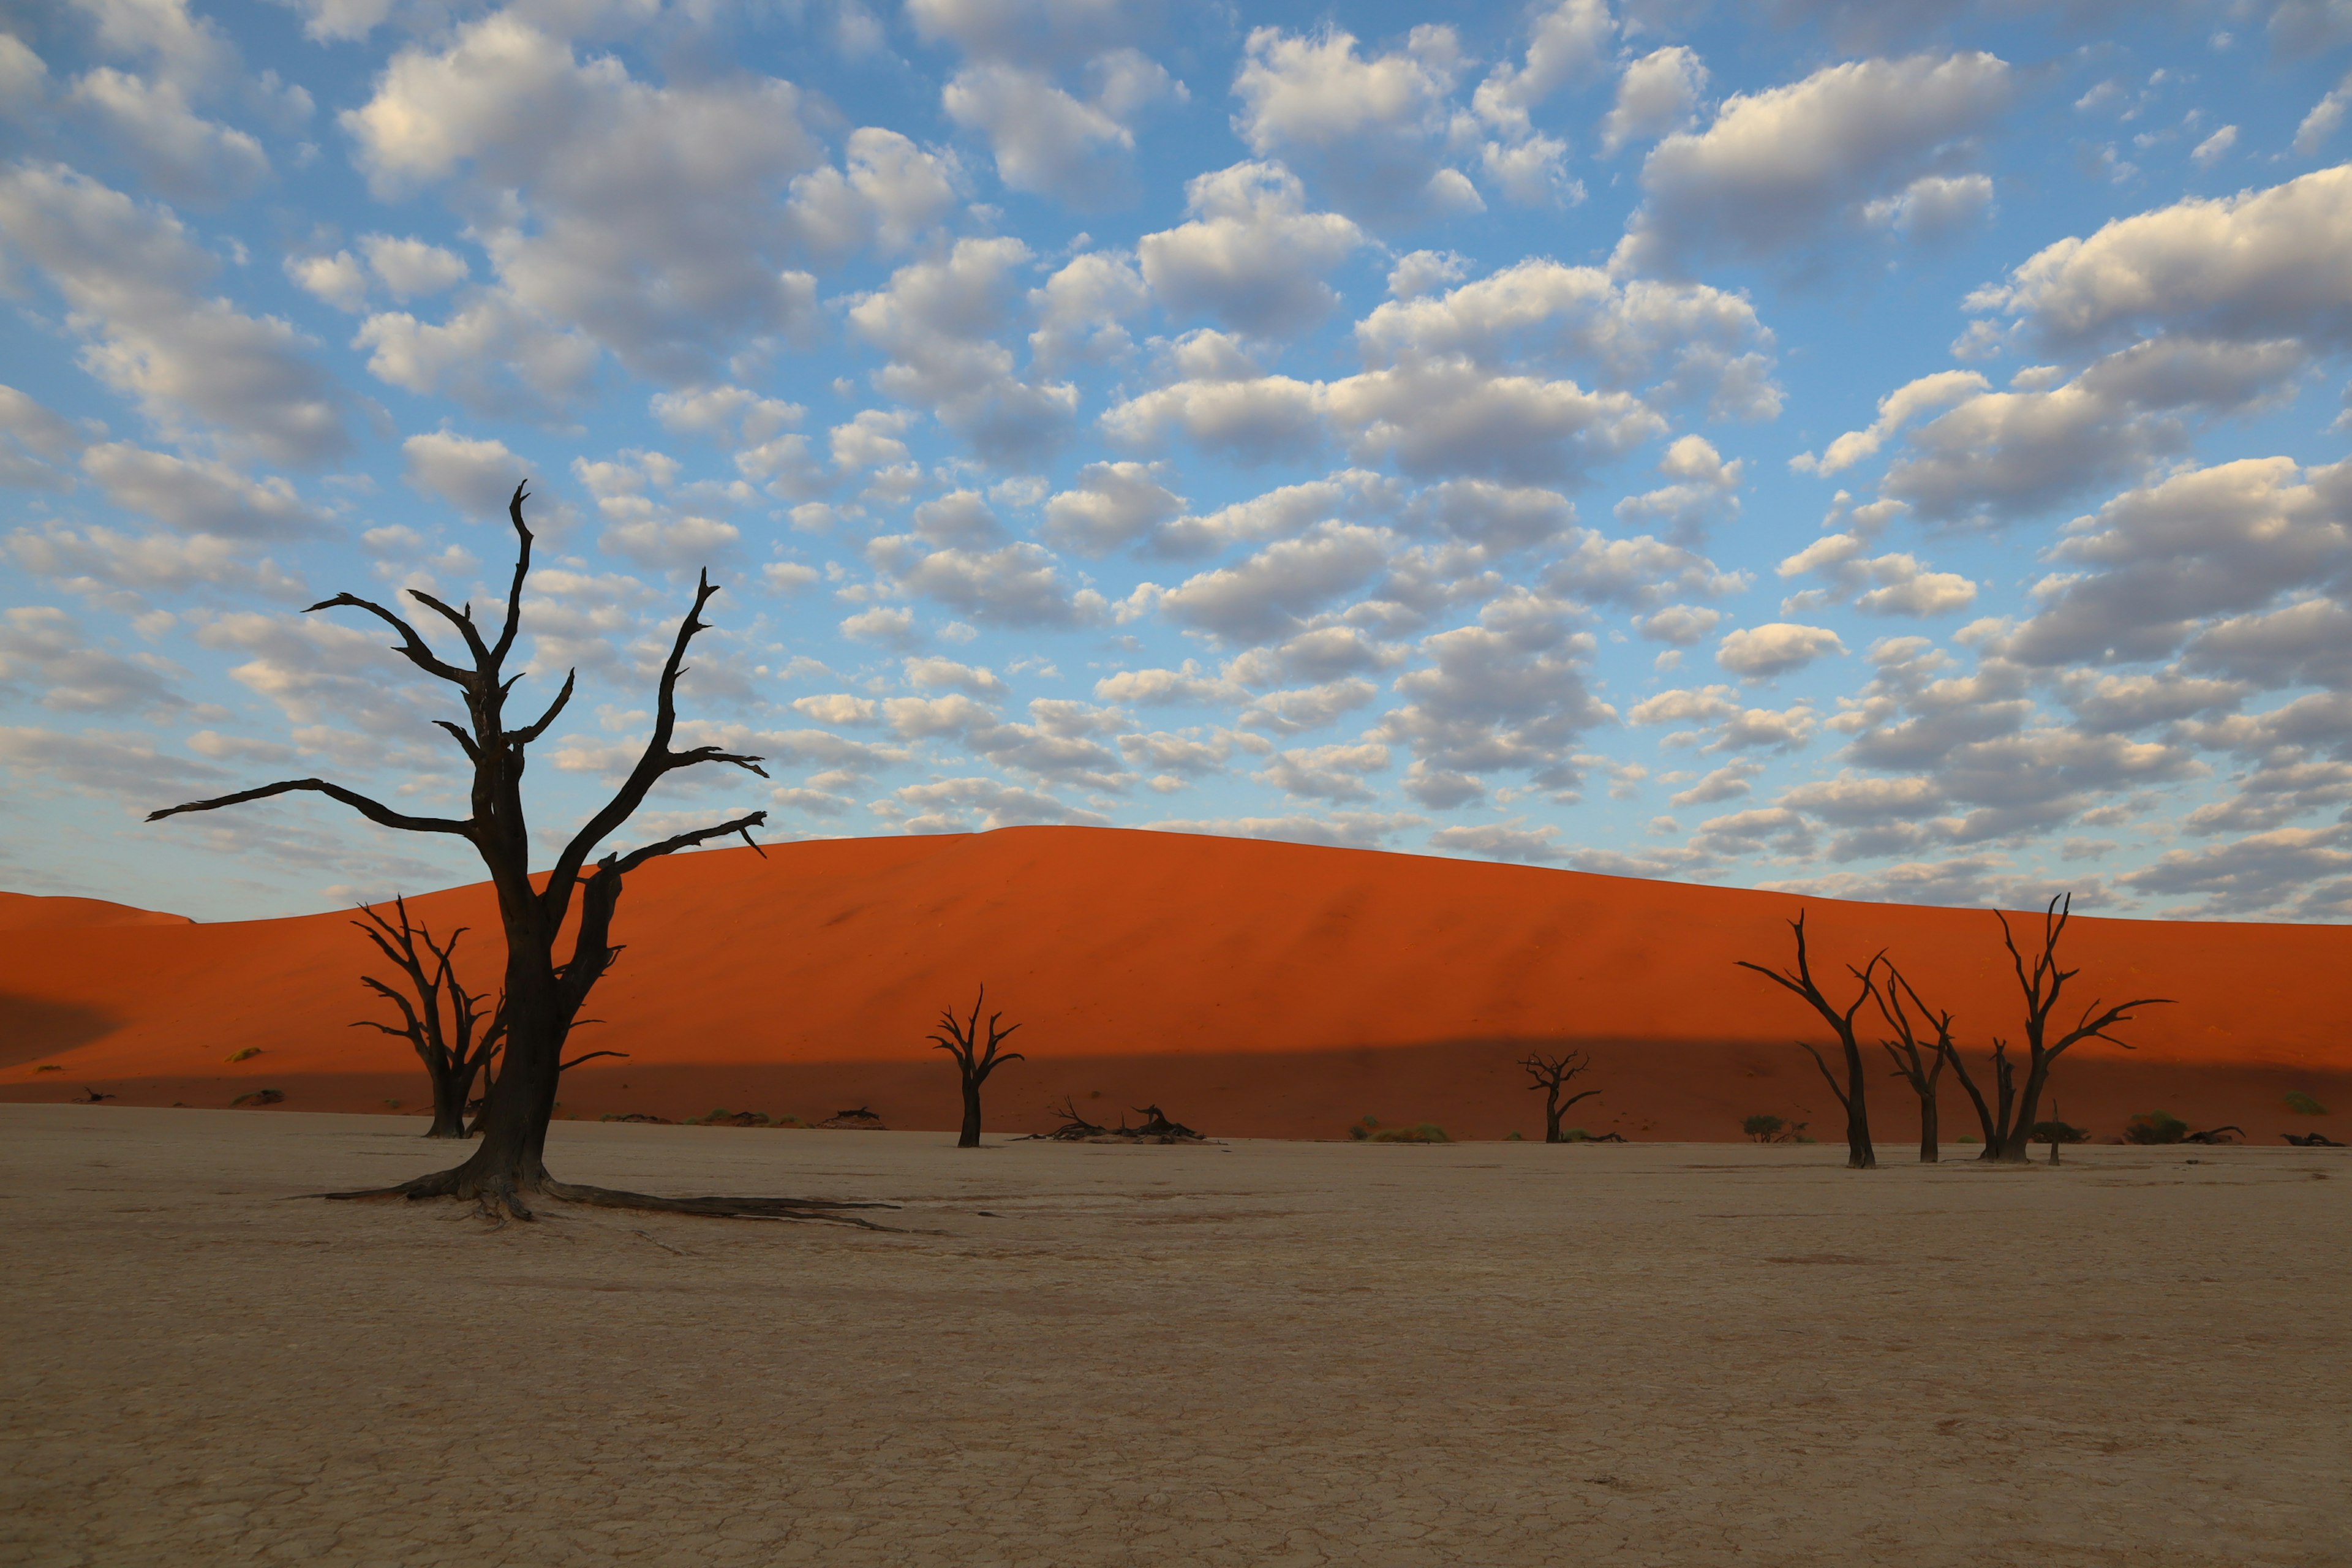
[
  {"left": 1028, "top": 251, "right": 1148, "bottom": 368},
  {"left": 1231, "top": 24, "right": 1480, "bottom": 226},
  {"left": 1472, "top": 0, "right": 1613, "bottom": 136},
  {"left": 2188, "top": 124, "right": 2238, "bottom": 169},
  {"left": 2294, "top": 74, "right": 2350, "bottom": 156},
  {"left": 786, "top": 128, "right": 959, "bottom": 263},
  {"left": 401, "top": 431, "right": 523, "bottom": 518},
  {"left": 1716, "top": 622, "right": 1845, "bottom": 677},
  {"left": 69, "top": 67, "right": 269, "bottom": 203},
  {"left": 0, "top": 162, "right": 347, "bottom": 465},
  {"left": 944, "top": 53, "right": 1172, "bottom": 205},
  {"left": 1860, "top": 172, "right": 1994, "bottom": 239},
  {"left": 1138, "top": 161, "right": 1363, "bottom": 338},
  {"left": 1617, "top": 51, "right": 2013, "bottom": 274},
  {"left": 361, "top": 235, "right": 467, "bottom": 300},
  {"left": 1150, "top": 521, "right": 1395, "bottom": 644},
  {"left": 1043, "top": 460, "right": 1183, "bottom": 554},
  {"left": 80, "top": 443, "right": 318, "bottom": 536},
  {"left": 1599, "top": 46, "right": 1708, "bottom": 156}
]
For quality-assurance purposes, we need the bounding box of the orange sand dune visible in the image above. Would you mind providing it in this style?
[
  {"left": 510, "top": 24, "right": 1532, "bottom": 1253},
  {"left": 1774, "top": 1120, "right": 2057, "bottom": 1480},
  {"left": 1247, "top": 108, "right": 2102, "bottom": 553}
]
[
  {"left": 0, "top": 892, "right": 193, "bottom": 930},
  {"left": 2, "top": 827, "right": 2346, "bottom": 1142}
]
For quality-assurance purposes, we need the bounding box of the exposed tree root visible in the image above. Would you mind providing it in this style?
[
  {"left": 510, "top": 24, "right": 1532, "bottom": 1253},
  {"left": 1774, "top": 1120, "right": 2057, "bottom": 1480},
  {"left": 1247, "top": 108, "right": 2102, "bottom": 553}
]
[{"left": 316, "top": 1165, "right": 902, "bottom": 1227}]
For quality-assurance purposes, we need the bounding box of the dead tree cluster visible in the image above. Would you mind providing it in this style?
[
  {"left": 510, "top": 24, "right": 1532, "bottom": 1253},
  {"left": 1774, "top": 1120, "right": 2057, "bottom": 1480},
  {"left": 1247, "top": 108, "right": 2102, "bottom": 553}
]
[
  {"left": 350, "top": 897, "right": 504, "bottom": 1138},
  {"left": 151, "top": 484, "right": 886, "bottom": 1227},
  {"left": 1736, "top": 895, "right": 2173, "bottom": 1169},
  {"left": 1028, "top": 1096, "right": 1207, "bottom": 1144}
]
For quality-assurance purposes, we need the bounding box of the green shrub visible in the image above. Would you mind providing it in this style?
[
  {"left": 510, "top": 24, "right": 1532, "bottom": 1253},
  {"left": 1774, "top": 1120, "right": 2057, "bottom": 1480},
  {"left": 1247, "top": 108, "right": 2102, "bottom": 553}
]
[
  {"left": 1742, "top": 1114, "right": 1785, "bottom": 1142},
  {"left": 2285, "top": 1090, "right": 2328, "bottom": 1117},
  {"left": 1506, "top": 1130, "right": 1523, "bottom": 1140},
  {"left": 2124, "top": 1110, "right": 2189, "bottom": 1145}
]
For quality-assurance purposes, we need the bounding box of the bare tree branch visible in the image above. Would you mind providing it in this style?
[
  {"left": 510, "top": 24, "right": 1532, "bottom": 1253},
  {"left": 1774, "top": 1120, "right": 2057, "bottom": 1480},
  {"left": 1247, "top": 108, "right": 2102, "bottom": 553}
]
[
  {"left": 304, "top": 592, "right": 473, "bottom": 686},
  {"left": 148, "top": 778, "right": 471, "bottom": 836}
]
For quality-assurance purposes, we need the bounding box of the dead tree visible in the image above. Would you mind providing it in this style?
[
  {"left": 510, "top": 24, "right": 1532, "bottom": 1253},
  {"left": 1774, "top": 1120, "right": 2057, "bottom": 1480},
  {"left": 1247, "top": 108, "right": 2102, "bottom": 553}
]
[
  {"left": 1874, "top": 966, "right": 1950, "bottom": 1163},
  {"left": 1989, "top": 894, "right": 2171, "bottom": 1163},
  {"left": 1519, "top": 1049, "right": 1600, "bottom": 1144},
  {"left": 929, "top": 986, "right": 1023, "bottom": 1148},
  {"left": 149, "top": 484, "right": 888, "bottom": 1227},
  {"left": 350, "top": 896, "right": 505, "bottom": 1138},
  {"left": 1736, "top": 911, "right": 1883, "bottom": 1169}
]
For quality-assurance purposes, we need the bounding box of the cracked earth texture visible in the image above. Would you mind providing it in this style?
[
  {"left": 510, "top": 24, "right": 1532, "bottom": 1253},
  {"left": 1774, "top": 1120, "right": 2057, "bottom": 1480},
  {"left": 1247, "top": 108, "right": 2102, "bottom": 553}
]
[{"left": 1, "top": 1106, "right": 2345, "bottom": 1567}]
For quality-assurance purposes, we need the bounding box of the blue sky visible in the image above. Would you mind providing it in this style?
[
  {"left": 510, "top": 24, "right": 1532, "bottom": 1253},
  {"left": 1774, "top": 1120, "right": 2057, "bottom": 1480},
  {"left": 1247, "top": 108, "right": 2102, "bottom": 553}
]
[{"left": 3, "top": 0, "right": 2351, "bottom": 922}]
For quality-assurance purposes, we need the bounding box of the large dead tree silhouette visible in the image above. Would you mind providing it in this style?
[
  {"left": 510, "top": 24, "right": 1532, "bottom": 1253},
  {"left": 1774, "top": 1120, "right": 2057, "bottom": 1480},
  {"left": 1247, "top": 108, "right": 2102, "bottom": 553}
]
[
  {"left": 1519, "top": 1050, "right": 1600, "bottom": 1144},
  {"left": 150, "top": 484, "right": 887, "bottom": 1227},
  {"left": 1736, "top": 912, "right": 1883, "bottom": 1169},
  {"left": 350, "top": 895, "right": 505, "bottom": 1138},
  {"left": 1874, "top": 965, "right": 1950, "bottom": 1164},
  {"left": 930, "top": 986, "right": 1023, "bottom": 1148},
  {"left": 1987, "top": 894, "right": 2171, "bottom": 1163}
]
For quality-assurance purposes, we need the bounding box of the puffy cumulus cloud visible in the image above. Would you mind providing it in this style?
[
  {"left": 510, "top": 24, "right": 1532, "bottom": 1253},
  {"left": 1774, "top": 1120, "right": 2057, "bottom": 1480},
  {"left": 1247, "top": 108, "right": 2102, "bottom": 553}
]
[
  {"left": 1862, "top": 172, "right": 1993, "bottom": 240},
  {"left": 287, "top": 250, "right": 368, "bottom": 312},
  {"left": 1137, "top": 809, "right": 1425, "bottom": 850},
  {"left": 571, "top": 451, "right": 744, "bottom": 571},
  {"left": 9, "top": 523, "right": 306, "bottom": 600},
  {"left": 1689, "top": 805, "right": 1814, "bottom": 860},
  {"left": 67, "top": 67, "right": 269, "bottom": 204},
  {"left": 401, "top": 431, "right": 522, "bottom": 518},
  {"left": 0, "top": 383, "right": 86, "bottom": 491},
  {"left": 1092, "top": 660, "right": 1243, "bottom": 707},
  {"left": 1354, "top": 259, "right": 1780, "bottom": 418},
  {"left": 1029, "top": 251, "right": 1148, "bottom": 368},
  {"left": 2184, "top": 597, "right": 2352, "bottom": 692},
  {"left": 1667, "top": 760, "right": 1762, "bottom": 806},
  {"left": 1616, "top": 51, "right": 2012, "bottom": 275},
  {"left": 1544, "top": 530, "right": 1745, "bottom": 609},
  {"left": 650, "top": 386, "right": 803, "bottom": 448},
  {"left": 943, "top": 50, "right": 1177, "bottom": 205},
  {"left": 1599, "top": 46, "right": 1708, "bottom": 157},
  {"left": 1254, "top": 741, "right": 1392, "bottom": 802},
  {"left": 1427, "top": 818, "right": 1568, "bottom": 862},
  {"left": 847, "top": 237, "right": 1079, "bottom": 466},
  {"left": 1238, "top": 677, "right": 1382, "bottom": 736},
  {"left": 361, "top": 234, "right": 468, "bottom": 300},
  {"left": 904, "top": 656, "right": 1009, "bottom": 695},
  {"left": 0, "top": 605, "right": 184, "bottom": 714},
  {"left": 1143, "top": 521, "right": 1395, "bottom": 644},
  {"left": 1968, "top": 165, "right": 2352, "bottom": 357},
  {"left": 1229, "top": 626, "right": 1404, "bottom": 687},
  {"left": 905, "top": 0, "right": 1166, "bottom": 68},
  {"left": 2120, "top": 824, "right": 2352, "bottom": 920},
  {"left": 2060, "top": 672, "right": 2249, "bottom": 736},
  {"left": 0, "top": 723, "right": 224, "bottom": 801},
  {"left": 0, "top": 163, "right": 347, "bottom": 465},
  {"left": 1879, "top": 337, "right": 2313, "bottom": 523},
  {"left": 1473, "top": 0, "right": 1612, "bottom": 138},
  {"left": 2003, "top": 458, "right": 2352, "bottom": 671},
  {"left": 1755, "top": 854, "right": 2089, "bottom": 914},
  {"left": 1401, "top": 480, "right": 1574, "bottom": 552},
  {"left": 1778, "top": 525, "right": 1977, "bottom": 619},
  {"left": 1371, "top": 588, "right": 1614, "bottom": 807},
  {"left": 1716, "top": 621, "right": 1844, "bottom": 677},
  {"left": 1636, "top": 604, "right": 1723, "bottom": 645},
  {"left": 840, "top": 606, "right": 921, "bottom": 648},
  {"left": 352, "top": 293, "right": 598, "bottom": 418},
  {"left": 1042, "top": 461, "right": 1184, "bottom": 554},
  {"left": 1138, "top": 162, "right": 1362, "bottom": 338},
  {"left": 79, "top": 443, "right": 318, "bottom": 537},
  {"left": 1152, "top": 467, "right": 1392, "bottom": 556},
  {"left": 867, "top": 533, "right": 1108, "bottom": 628},
  {"left": 785, "top": 128, "right": 959, "bottom": 265},
  {"left": 343, "top": 14, "right": 823, "bottom": 386},
  {"left": 1793, "top": 369, "right": 1988, "bottom": 475},
  {"left": 1615, "top": 434, "right": 1742, "bottom": 541},
  {"left": 1231, "top": 24, "right": 1481, "bottom": 227},
  {"left": 889, "top": 776, "right": 1112, "bottom": 832}
]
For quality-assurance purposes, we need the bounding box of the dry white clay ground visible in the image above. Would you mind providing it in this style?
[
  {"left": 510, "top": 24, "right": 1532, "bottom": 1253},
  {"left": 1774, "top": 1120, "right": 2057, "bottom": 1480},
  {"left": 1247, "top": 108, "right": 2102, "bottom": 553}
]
[{"left": 1, "top": 1106, "right": 2345, "bottom": 1568}]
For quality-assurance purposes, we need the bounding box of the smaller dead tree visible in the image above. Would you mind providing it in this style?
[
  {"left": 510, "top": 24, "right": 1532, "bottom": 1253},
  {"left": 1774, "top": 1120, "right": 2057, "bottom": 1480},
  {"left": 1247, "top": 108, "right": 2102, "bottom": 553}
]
[
  {"left": 1874, "top": 966, "right": 1951, "bottom": 1164},
  {"left": 930, "top": 986, "right": 1023, "bottom": 1148},
  {"left": 1736, "top": 912, "right": 1885, "bottom": 1170},
  {"left": 1943, "top": 1036, "right": 2019, "bottom": 1160},
  {"left": 1992, "top": 894, "right": 2172, "bottom": 1163},
  {"left": 1520, "top": 1049, "right": 1600, "bottom": 1144},
  {"left": 352, "top": 897, "right": 506, "bottom": 1138}
]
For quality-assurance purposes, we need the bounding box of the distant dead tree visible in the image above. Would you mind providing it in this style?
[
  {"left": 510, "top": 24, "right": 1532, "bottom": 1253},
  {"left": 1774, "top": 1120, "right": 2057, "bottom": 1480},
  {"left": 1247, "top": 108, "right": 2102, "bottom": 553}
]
[
  {"left": 1874, "top": 966, "right": 1951, "bottom": 1163},
  {"left": 1519, "top": 1050, "right": 1600, "bottom": 1144},
  {"left": 1736, "top": 911, "right": 1884, "bottom": 1169},
  {"left": 929, "top": 986, "right": 1023, "bottom": 1148},
  {"left": 1988, "top": 894, "right": 2171, "bottom": 1163},
  {"left": 150, "top": 484, "right": 887, "bottom": 1228},
  {"left": 351, "top": 896, "right": 505, "bottom": 1139}
]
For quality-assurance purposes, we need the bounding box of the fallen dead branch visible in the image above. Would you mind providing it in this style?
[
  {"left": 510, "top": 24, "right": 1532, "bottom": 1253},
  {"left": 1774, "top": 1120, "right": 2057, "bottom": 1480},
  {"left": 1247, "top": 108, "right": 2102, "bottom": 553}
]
[{"left": 1024, "top": 1096, "right": 1210, "bottom": 1144}]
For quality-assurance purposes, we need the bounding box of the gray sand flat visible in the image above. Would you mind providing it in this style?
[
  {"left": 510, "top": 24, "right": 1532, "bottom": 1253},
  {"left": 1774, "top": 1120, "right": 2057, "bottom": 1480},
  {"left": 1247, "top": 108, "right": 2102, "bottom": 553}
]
[{"left": 2, "top": 1105, "right": 2345, "bottom": 1567}]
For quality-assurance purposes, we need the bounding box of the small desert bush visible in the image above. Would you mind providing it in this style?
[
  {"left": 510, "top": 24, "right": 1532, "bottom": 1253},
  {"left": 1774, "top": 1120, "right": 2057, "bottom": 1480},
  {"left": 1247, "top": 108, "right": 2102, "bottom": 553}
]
[
  {"left": 1506, "top": 1129, "right": 1524, "bottom": 1140},
  {"left": 2124, "top": 1110, "right": 2190, "bottom": 1145},
  {"left": 2285, "top": 1090, "right": 2328, "bottom": 1117},
  {"left": 1366, "top": 1122, "right": 1450, "bottom": 1144},
  {"left": 1742, "top": 1114, "right": 1784, "bottom": 1142}
]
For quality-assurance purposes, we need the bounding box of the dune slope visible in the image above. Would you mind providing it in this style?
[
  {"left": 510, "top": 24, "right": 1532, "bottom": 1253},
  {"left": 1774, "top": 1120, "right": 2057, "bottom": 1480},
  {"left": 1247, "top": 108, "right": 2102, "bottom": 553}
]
[{"left": 2, "top": 827, "right": 2345, "bottom": 1142}]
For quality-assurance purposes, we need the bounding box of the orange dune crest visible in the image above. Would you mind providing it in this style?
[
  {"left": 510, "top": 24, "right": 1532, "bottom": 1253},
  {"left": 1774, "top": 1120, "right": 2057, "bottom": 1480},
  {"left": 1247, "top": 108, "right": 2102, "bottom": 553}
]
[{"left": 2, "top": 827, "right": 2346, "bottom": 1142}]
